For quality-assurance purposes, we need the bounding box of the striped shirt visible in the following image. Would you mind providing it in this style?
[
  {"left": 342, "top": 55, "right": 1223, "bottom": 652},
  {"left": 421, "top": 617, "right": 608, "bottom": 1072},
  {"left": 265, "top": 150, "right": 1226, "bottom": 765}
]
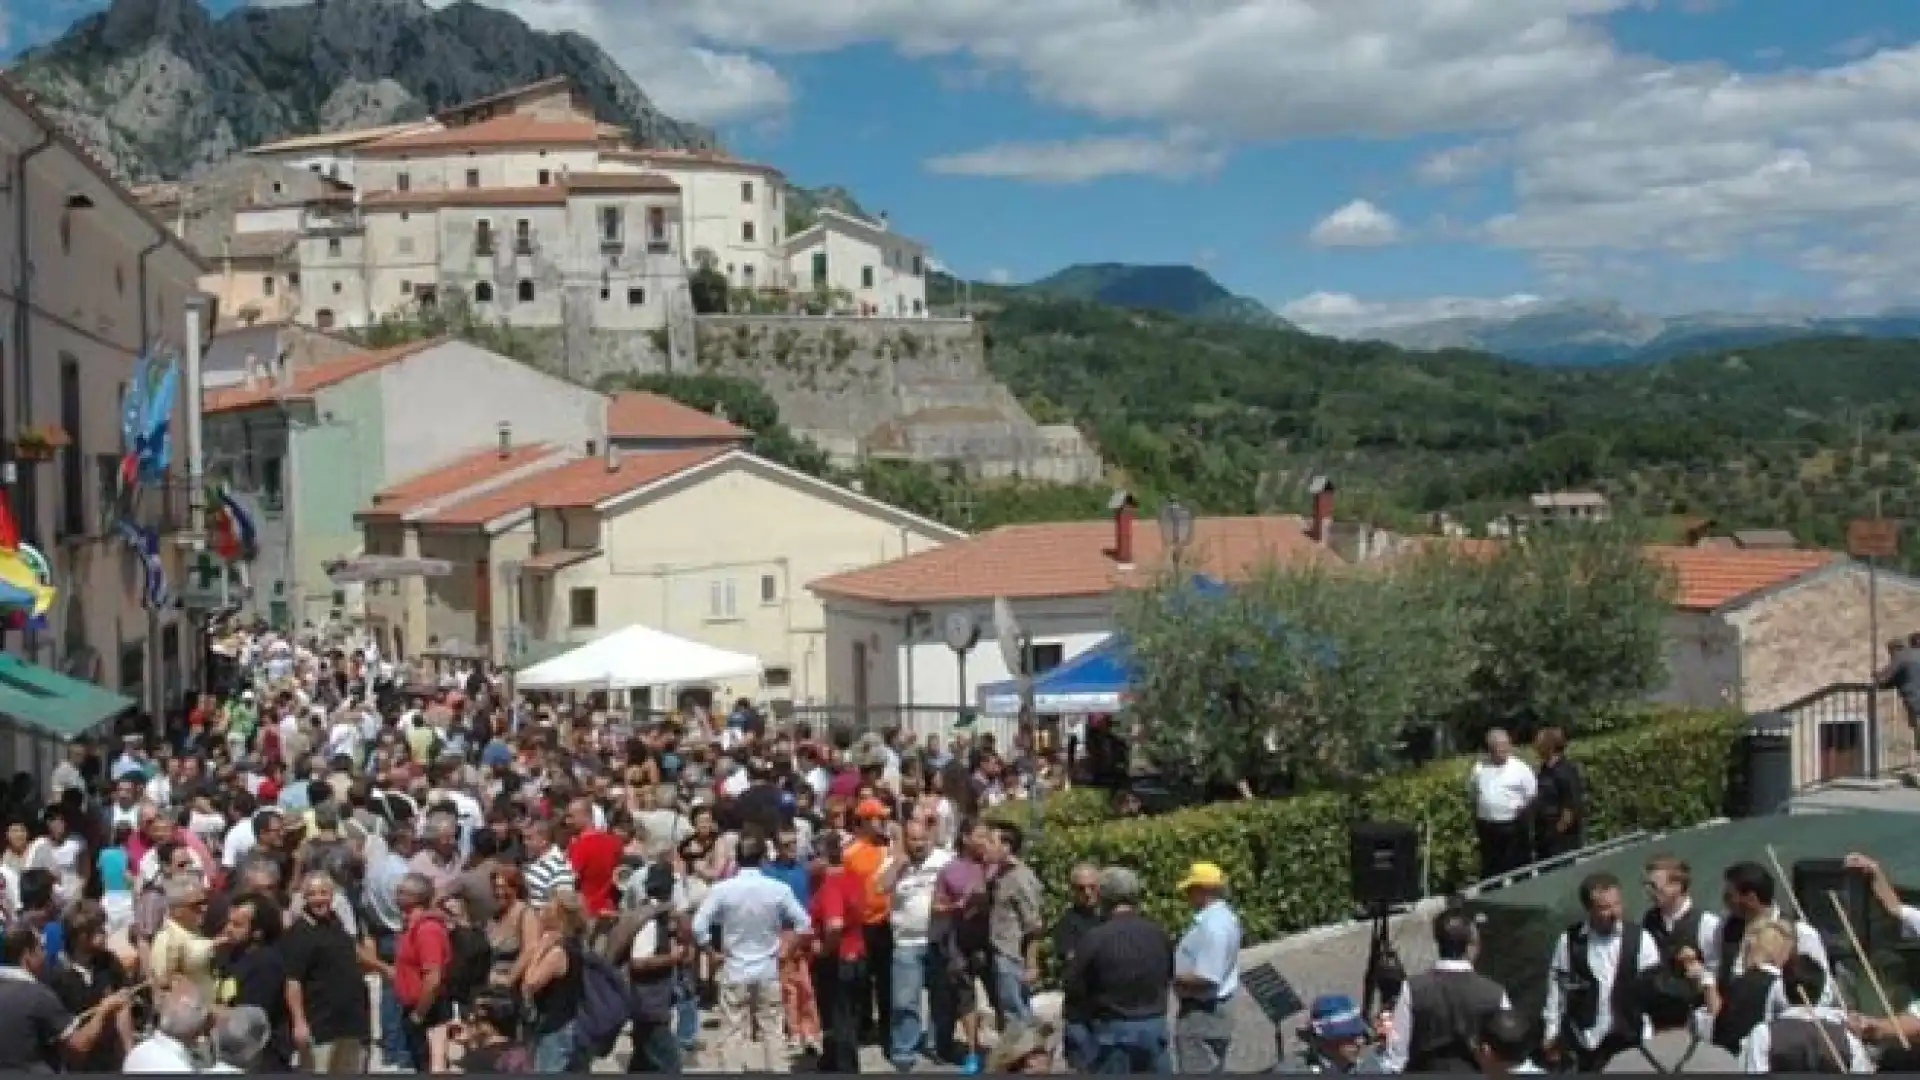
[{"left": 523, "top": 848, "right": 577, "bottom": 906}]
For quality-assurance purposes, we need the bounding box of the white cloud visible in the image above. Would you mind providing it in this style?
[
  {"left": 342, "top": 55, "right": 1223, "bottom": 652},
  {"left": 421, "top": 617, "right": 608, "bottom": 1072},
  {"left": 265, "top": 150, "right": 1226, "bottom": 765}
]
[
  {"left": 1308, "top": 199, "right": 1404, "bottom": 247},
  {"left": 986, "top": 268, "right": 1013, "bottom": 285},
  {"left": 925, "top": 132, "right": 1224, "bottom": 184},
  {"left": 1280, "top": 291, "right": 1545, "bottom": 335}
]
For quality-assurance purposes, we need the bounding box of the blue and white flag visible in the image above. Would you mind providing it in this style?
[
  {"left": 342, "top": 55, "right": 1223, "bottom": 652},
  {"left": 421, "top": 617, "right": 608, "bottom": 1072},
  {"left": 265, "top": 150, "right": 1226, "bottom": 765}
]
[{"left": 118, "top": 519, "right": 168, "bottom": 610}]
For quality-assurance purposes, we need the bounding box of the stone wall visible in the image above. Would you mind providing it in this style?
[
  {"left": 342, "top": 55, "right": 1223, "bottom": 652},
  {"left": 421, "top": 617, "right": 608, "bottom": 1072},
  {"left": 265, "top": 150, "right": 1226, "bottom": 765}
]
[{"left": 511, "top": 313, "right": 1106, "bottom": 482}]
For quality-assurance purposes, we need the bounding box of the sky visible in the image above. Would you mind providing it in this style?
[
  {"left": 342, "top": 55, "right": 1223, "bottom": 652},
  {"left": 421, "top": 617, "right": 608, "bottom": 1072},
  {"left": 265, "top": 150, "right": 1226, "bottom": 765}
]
[{"left": 13, "top": 0, "right": 1920, "bottom": 335}]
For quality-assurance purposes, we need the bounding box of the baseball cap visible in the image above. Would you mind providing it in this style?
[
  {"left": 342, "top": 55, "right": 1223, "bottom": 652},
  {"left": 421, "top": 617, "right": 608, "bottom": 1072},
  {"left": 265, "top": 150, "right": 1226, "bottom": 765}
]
[
  {"left": 1309, "top": 994, "right": 1371, "bottom": 1040},
  {"left": 855, "top": 797, "right": 889, "bottom": 820},
  {"left": 1176, "top": 862, "right": 1227, "bottom": 891}
]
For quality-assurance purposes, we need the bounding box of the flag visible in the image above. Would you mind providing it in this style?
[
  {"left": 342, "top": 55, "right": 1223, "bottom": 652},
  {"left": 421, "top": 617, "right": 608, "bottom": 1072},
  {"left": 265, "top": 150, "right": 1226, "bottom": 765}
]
[
  {"left": 0, "top": 488, "right": 19, "bottom": 552},
  {"left": 118, "top": 520, "right": 167, "bottom": 611},
  {"left": 208, "top": 482, "right": 258, "bottom": 563}
]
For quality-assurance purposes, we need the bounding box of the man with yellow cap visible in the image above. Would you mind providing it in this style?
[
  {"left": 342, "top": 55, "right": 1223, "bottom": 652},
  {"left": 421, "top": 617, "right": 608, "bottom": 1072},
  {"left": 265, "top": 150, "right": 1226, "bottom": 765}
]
[{"left": 1173, "top": 861, "right": 1243, "bottom": 1072}]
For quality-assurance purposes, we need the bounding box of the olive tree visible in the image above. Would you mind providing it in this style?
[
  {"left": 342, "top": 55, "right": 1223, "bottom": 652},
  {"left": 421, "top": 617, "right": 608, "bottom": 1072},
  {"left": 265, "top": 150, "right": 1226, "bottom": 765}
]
[{"left": 1122, "top": 559, "right": 1477, "bottom": 794}]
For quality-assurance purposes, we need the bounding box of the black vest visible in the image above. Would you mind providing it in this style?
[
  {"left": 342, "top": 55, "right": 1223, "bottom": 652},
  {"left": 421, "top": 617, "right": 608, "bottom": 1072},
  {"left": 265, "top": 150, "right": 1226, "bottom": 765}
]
[
  {"left": 1711, "top": 966, "right": 1778, "bottom": 1053},
  {"left": 629, "top": 905, "right": 678, "bottom": 1024},
  {"left": 1560, "top": 921, "right": 1644, "bottom": 1043},
  {"left": 1714, "top": 914, "right": 1746, "bottom": 990},
  {"left": 1404, "top": 967, "right": 1507, "bottom": 1073},
  {"left": 1766, "top": 1016, "right": 1850, "bottom": 1073},
  {"left": 1641, "top": 905, "right": 1705, "bottom": 966}
]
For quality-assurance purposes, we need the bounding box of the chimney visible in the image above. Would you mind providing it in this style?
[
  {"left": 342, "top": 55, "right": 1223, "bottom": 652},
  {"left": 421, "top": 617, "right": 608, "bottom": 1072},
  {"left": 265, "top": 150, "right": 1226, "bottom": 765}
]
[
  {"left": 1308, "top": 476, "right": 1335, "bottom": 545},
  {"left": 497, "top": 421, "right": 512, "bottom": 458},
  {"left": 604, "top": 438, "right": 619, "bottom": 473},
  {"left": 273, "top": 348, "right": 292, "bottom": 390},
  {"left": 585, "top": 438, "right": 597, "bottom": 456},
  {"left": 877, "top": 211, "right": 890, "bottom": 231},
  {"left": 1108, "top": 489, "right": 1138, "bottom": 567},
  {"left": 243, "top": 353, "right": 262, "bottom": 390}
]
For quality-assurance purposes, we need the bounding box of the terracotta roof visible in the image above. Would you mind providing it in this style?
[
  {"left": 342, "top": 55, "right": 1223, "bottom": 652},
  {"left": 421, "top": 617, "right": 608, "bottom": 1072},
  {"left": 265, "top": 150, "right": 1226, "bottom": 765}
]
[
  {"left": 435, "top": 76, "right": 573, "bottom": 122},
  {"left": 203, "top": 338, "right": 447, "bottom": 414},
  {"left": 208, "top": 230, "right": 299, "bottom": 261},
  {"left": 811, "top": 515, "right": 1332, "bottom": 605},
  {"left": 1645, "top": 545, "right": 1841, "bottom": 611},
  {"left": 423, "top": 448, "right": 727, "bottom": 528},
  {"left": 359, "top": 172, "right": 679, "bottom": 211},
  {"left": 606, "top": 391, "right": 751, "bottom": 442},
  {"left": 247, "top": 121, "right": 440, "bottom": 155},
  {"left": 358, "top": 115, "right": 600, "bottom": 155},
  {"left": 601, "top": 147, "right": 783, "bottom": 178},
  {"left": 358, "top": 442, "right": 558, "bottom": 521}
]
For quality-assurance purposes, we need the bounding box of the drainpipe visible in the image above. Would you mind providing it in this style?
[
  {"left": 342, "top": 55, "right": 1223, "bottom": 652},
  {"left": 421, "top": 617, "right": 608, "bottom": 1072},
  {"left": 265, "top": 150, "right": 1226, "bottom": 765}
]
[
  {"left": 12, "top": 128, "right": 56, "bottom": 664},
  {"left": 134, "top": 230, "right": 168, "bottom": 721}
]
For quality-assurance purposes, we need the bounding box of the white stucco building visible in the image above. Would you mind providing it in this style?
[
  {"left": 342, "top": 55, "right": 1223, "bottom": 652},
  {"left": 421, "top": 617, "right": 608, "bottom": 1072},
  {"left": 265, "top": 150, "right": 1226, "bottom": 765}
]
[
  {"left": 0, "top": 75, "right": 208, "bottom": 756},
  {"left": 599, "top": 148, "right": 788, "bottom": 290},
  {"left": 784, "top": 208, "right": 929, "bottom": 317}
]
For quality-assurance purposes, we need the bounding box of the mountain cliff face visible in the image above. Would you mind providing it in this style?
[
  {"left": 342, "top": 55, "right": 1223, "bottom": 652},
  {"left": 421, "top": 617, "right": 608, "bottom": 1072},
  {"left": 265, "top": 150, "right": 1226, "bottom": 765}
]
[{"left": 5, "top": 0, "right": 718, "bottom": 182}]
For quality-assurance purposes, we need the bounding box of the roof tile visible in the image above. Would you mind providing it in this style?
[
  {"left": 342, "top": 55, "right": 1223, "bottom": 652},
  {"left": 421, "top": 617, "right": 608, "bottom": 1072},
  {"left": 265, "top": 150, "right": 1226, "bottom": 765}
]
[
  {"left": 811, "top": 515, "right": 1333, "bottom": 604},
  {"left": 1644, "top": 545, "right": 1841, "bottom": 611},
  {"left": 606, "top": 391, "right": 751, "bottom": 442},
  {"left": 423, "top": 447, "right": 728, "bottom": 528},
  {"left": 358, "top": 443, "right": 559, "bottom": 521},
  {"left": 358, "top": 115, "right": 601, "bottom": 155},
  {"left": 202, "top": 338, "right": 448, "bottom": 414}
]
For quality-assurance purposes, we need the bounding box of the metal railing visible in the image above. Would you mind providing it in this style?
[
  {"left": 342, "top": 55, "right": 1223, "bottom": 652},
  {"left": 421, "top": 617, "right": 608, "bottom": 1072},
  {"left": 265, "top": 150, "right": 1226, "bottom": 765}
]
[{"left": 1775, "top": 681, "right": 1920, "bottom": 789}]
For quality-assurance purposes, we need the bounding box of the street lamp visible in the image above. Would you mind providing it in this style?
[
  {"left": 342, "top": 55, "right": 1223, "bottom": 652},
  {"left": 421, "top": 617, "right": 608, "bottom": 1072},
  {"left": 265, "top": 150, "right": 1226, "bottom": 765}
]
[{"left": 1159, "top": 499, "right": 1195, "bottom": 551}]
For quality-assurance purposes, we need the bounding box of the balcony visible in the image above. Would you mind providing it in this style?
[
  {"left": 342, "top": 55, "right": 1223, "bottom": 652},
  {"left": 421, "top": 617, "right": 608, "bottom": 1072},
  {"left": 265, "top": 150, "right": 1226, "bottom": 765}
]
[
  {"left": 646, "top": 234, "right": 671, "bottom": 255},
  {"left": 300, "top": 206, "right": 363, "bottom": 235},
  {"left": 475, "top": 237, "right": 496, "bottom": 257},
  {"left": 600, "top": 233, "right": 625, "bottom": 255}
]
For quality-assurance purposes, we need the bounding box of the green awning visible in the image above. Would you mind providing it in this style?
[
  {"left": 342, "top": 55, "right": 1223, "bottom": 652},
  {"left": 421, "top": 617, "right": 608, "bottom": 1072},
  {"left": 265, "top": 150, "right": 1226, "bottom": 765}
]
[{"left": 0, "top": 653, "right": 135, "bottom": 740}]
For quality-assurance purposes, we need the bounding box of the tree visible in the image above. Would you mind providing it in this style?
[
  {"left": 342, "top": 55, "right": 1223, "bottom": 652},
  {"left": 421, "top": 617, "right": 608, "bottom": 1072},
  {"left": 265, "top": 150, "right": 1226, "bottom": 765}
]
[
  {"left": 1122, "top": 559, "right": 1478, "bottom": 794},
  {"left": 1434, "top": 522, "right": 1675, "bottom": 744},
  {"left": 689, "top": 264, "right": 730, "bottom": 314}
]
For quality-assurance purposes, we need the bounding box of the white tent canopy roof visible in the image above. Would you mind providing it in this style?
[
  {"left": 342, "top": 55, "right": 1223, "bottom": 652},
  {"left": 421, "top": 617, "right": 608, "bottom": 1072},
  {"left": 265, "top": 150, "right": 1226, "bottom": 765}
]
[{"left": 514, "top": 624, "right": 762, "bottom": 691}]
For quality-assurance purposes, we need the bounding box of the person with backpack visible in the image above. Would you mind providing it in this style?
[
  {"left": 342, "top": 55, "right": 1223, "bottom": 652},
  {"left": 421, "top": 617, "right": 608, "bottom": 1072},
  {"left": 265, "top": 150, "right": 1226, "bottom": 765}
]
[
  {"left": 626, "top": 862, "right": 689, "bottom": 1073},
  {"left": 1737, "top": 955, "right": 1870, "bottom": 1073},
  {"left": 1600, "top": 969, "right": 1738, "bottom": 1073},
  {"left": 457, "top": 988, "right": 533, "bottom": 1073},
  {"left": 522, "top": 886, "right": 591, "bottom": 1071}
]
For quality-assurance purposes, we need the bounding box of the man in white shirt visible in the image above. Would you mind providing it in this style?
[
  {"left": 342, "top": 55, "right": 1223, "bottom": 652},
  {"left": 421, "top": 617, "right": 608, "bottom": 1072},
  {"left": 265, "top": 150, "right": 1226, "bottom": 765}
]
[
  {"left": 1544, "top": 871, "right": 1661, "bottom": 1071},
  {"left": 1738, "top": 955, "right": 1870, "bottom": 1073},
  {"left": 885, "top": 820, "right": 952, "bottom": 1071},
  {"left": 692, "top": 834, "right": 811, "bottom": 1073},
  {"left": 1468, "top": 729, "right": 1536, "bottom": 882},
  {"left": 125, "top": 983, "right": 212, "bottom": 1073},
  {"left": 1701, "top": 862, "right": 1834, "bottom": 1018}
]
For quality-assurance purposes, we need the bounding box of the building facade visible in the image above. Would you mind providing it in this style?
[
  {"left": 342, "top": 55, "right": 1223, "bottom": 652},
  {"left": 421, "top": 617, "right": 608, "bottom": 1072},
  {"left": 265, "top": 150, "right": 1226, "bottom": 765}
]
[
  {"left": 204, "top": 338, "right": 606, "bottom": 628},
  {"left": 784, "top": 208, "right": 929, "bottom": 317},
  {"left": 0, "top": 76, "right": 207, "bottom": 720}
]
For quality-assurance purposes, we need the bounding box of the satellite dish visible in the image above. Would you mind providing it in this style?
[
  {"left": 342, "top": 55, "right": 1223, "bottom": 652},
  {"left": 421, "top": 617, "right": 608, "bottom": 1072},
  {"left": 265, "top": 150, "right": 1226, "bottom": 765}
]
[
  {"left": 993, "top": 596, "right": 1024, "bottom": 673},
  {"left": 941, "top": 611, "right": 979, "bottom": 654}
]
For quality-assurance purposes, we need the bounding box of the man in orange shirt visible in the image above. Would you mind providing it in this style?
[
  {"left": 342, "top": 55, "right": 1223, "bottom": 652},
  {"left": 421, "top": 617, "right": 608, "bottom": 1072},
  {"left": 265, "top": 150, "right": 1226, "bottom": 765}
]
[{"left": 844, "top": 797, "right": 896, "bottom": 1046}]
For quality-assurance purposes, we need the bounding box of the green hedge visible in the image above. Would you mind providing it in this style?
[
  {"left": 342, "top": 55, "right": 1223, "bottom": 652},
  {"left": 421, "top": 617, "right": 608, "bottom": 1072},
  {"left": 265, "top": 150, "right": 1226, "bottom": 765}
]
[
  {"left": 1019, "top": 708, "right": 1744, "bottom": 963},
  {"left": 985, "top": 786, "right": 1113, "bottom": 831}
]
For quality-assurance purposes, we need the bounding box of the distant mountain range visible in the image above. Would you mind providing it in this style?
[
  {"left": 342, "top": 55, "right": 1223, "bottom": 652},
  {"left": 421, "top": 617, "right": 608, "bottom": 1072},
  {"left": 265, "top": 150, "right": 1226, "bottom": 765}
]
[
  {"left": 1345, "top": 299, "right": 1920, "bottom": 366},
  {"left": 1029, "top": 264, "right": 1293, "bottom": 328}
]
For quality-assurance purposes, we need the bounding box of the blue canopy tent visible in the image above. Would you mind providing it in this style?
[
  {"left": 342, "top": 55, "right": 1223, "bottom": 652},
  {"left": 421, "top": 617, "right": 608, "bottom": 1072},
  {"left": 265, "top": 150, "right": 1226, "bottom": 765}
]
[{"left": 977, "top": 575, "right": 1228, "bottom": 715}]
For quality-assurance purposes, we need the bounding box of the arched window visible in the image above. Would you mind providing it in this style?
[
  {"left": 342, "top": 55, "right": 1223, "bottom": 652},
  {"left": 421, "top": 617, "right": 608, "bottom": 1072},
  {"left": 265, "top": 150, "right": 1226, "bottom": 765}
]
[
  {"left": 517, "top": 280, "right": 535, "bottom": 302},
  {"left": 474, "top": 281, "right": 494, "bottom": 303}
]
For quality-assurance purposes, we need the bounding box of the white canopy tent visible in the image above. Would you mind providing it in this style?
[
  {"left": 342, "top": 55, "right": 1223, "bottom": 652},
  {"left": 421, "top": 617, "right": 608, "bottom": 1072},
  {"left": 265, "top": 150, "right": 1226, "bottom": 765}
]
[{"left": 515, "top": 623, "right": 762, "bottom": 691}]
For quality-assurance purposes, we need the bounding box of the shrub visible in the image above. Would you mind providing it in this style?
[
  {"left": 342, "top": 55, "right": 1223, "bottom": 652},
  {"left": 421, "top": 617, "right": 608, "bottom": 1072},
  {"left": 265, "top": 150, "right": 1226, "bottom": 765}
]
[
  {"left": 984, "top": 786, "right": 1113, "bottom": 831},
  {"left": 1020, "top": 707, "right": 1742, "bottom": 972}
]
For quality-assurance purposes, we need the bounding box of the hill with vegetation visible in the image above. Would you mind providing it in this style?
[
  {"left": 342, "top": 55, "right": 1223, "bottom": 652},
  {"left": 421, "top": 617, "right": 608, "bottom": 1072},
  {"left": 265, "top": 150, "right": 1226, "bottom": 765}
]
[
  {"left": 977, "top": 298, "right": 1920, "bottom": 566},
  {"left": 1028, "top": 264, "right": 1289, "bottom": 327}
]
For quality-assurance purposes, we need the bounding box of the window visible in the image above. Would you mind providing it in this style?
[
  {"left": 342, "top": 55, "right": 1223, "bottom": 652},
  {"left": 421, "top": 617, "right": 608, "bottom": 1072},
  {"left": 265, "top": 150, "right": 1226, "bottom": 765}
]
[
  {"left": 1022, "top": 642, "right": 1066, "bottom": 676},
  {"left": 707, "top": 578, "right": 738, "bottom": 620},
  {"left": 764, "top": 666, "right": 792, "bottom": 689},
  {"left": 59, "top": 355, "right": 83, "bottom": 538},
  {"left": 912, "top": 254, "right": 924, "bottom": 276},
  {"left": 465, "top": 169, "right": 480, "bottom": 188},
  {"left": 262, "top": 276, "right": 275, "bottom": 297},
  {"left": 913, "top": 298, "right": 924, "bottom": 315},
  {"left": 58, "top": 213, "right": 72, "bottom": 255},
  {"left": 811, "top": 252, "right": 827, "bottom": 287},
  {"left": 740, "top": 180, "right": 754, "bottom": 203},
  {"left": 598, "top": 205, "right": 623, "bottom": 249},
  {"left": 474, "top": 281, "right": 494, "bottom": 303},
  {"left": 743, "top": 265, "right": 755, "bottom": 287},
  {"left": 396, "top": 236, "right": 415, "bottom": 256},
  {"left": 742, "top": 221, "right": 756, "bottom": 243},
  {"left": 626, "top": 287, "right": 645, "bottom": 307},
  {"left": 569, "top": 587, "right": 597, "bottom": 629},
  {"left": 599, "top": 285, "right": 611, "bottom": 301},
  {"left": 331, "top": 281, "right": 342, "bottom": 294},
  {"left": 271, "top": 180, "right": 283, "bottom": 195},
  {"left": 260, "top": 457, "right": 284, "bottom": 512},
  {"left": 861, "top": 265, "right": 874, "bottom": 288},
  {"left": 327, "top": 237, "right": 342, "bottom": 257},
  {"left": 396, "top": 172, "right": 411, "bottom": 192},
  {"left": 475, "top": 219, "right": 494, "bottom": 255},
  {"left": 288, "top": 271, "right": 300, "bottom": 287},
  {"left": 517, "top": 279, "right": 535, "bottom": 302},
  {"left": 315, "top": 309, "right": 335, "bottom": 329},
  {"left": 538, "top": 169, "right": 551, "bottom": 186},
  {"left": 399, "top": 279, "right": 412, "bottom": 296},
  {"left": 646, "top": 207, "right": 668, "bottom": 252},
  {"left": 760, "top": 573, "right": 778, "bottom": 603},
  {"left": 514, "top": 219, "right": 532, "bottom": 255}
]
